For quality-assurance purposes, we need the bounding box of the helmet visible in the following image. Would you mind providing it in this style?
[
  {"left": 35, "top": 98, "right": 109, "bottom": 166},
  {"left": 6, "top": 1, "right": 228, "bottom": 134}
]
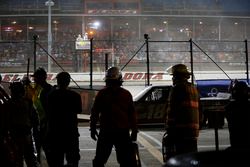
[
  {"left": 168, "top": 64, "right": 191, "bottom": 76},
  {"left": 231, "top": 81, "right": 248, "bottom": 97},
  {"left": 56, "top": 71, "right": 71, "bottom": 87},
  {"left": 31, "top": 67, "right": 47, "bottom": 78},
  {"left": 105, "top": 67, "right": 122, "bottom": 81}
]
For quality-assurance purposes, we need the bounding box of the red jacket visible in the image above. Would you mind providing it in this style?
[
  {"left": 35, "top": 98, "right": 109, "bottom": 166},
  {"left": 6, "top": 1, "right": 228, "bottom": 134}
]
[{"left": 90, "top": 86, "right": 137, "bottom": 130}]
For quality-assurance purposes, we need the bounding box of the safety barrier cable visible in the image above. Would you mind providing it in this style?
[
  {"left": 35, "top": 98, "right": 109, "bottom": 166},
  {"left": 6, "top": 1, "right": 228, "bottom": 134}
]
[
  {"left": 192, "top": 41, "right": 232, "bottom": 81},
  {"left": 36, "top": 42, "right": 81, "bottom": 89}
]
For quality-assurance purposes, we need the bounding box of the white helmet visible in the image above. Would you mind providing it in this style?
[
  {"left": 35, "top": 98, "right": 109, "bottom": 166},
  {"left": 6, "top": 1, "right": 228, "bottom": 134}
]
[{"left": 105, "top": 67, "right": 122, "bottom": 81}]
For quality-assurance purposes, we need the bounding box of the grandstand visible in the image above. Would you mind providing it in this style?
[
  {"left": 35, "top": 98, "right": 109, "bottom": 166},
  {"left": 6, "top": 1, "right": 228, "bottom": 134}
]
[{"left": 0, "top": 0, "right": 249, "bottom": 84}]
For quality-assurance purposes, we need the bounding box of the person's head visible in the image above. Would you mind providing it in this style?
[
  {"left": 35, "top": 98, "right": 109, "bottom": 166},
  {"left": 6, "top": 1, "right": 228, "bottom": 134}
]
[
  {"left": 104, "top": 67, "right": 123, "bottom": 87},
  {"left": 168, "top": 64, "right": 191, "bottom": 84},
  {"left": 9, "top": 81, "right": 25, "bottom": 98},
  {"left": 231, "top": 81, "right": 249, "bottom": 100},
  {"left": 56, "top": 71, "right": 71, "bottom": 89},
  {"left": 32, "top": 67, "right": 47, "bottom": 85}
]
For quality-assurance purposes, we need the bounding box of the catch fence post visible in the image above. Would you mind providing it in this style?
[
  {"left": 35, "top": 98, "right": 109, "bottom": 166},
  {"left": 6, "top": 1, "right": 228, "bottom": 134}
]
[
  {"left": 90, "top": 38, "right": 93, "bottom": 89},
  {"left": 189, "top": 39, "right": 194, "bottom": 84},
  {"left": 105, "top": 53, "right": 109, "bottom": 71},
  {"left": 33, "top": 34, "right": 38, "bottom": 71},
  {"left": 144, "top": 34, "right": 150, "bottom": 86},
  {"left": 245, "top": 40, "right": 249, "bottom": 84}
]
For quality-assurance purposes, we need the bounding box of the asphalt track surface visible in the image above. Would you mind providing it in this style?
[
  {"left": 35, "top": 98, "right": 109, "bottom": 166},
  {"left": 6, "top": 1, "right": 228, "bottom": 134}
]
[{"left": 38, "top": 125, "right": 230, "bottom": 167}]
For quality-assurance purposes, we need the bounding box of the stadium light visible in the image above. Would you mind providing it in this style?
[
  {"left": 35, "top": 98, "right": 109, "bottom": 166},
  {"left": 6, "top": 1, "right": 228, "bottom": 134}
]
[
  {"left": 93, "top": 21, "right": 100, "bottom": 28},
  {"left": 45, "top": 0, "right": 54, "bottom": 72},
  {"left": 88, "top": 21, "right": 101, "bottom": 29}
]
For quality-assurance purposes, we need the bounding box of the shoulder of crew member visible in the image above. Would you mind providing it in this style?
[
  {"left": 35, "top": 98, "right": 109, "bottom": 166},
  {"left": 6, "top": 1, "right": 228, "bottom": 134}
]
[{"left": 120, "top": 87, "right": 133, "bottom": 96}]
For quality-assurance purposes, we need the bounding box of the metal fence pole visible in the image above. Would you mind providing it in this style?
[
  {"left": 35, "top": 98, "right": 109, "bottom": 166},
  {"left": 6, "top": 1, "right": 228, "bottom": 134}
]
[
  {"left": 90, "top": 38, "right": 93, "bottom": 89},
  {"left": 144, "top": 34, "right": 150, "bottom": 86},
  {"left": 33, "top": 35, "right": 38, "bottom": 72},
  {"left": 245, "top": 40, "right": 249, "bottom": 84},
  {"left": 189, "top": 39, "right": 194, "bottom": 84},
  {"left": 105, "top": 53, "right": 109, "bottom": 71}
]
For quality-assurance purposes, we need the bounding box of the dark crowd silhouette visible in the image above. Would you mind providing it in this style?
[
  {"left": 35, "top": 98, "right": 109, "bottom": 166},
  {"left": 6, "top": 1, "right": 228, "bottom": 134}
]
[{"left": 0, "top": 68, "right": 82, "bottom": 167}]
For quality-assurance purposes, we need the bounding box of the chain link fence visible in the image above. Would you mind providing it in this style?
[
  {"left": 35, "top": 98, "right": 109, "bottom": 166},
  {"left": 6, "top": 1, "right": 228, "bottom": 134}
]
[{"left": 0, "top": 38, "right": 249, "bottom": 85}]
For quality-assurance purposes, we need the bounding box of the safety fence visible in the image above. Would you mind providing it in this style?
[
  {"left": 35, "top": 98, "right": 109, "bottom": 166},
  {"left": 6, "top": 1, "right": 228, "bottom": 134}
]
[{"left": 0, "top": 35, "right": 249, "bottom": 87}]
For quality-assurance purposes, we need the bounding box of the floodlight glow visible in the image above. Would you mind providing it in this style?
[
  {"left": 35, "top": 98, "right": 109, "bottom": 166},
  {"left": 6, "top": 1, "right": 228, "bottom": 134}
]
[{"left": 93, "top": 21, "right": 100, "bottom": 27}]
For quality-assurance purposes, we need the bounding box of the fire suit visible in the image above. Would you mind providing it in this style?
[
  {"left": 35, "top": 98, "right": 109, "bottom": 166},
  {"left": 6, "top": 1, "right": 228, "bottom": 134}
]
[
  {"left": 90, "top": 86, "right": 137, "bottom": 167},
  {"left": 166, "top": 81, "right": 200, "bottom": 158}
]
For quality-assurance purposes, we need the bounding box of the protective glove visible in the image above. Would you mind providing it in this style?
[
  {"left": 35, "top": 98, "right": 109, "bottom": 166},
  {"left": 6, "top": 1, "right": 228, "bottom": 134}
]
[
  {"left": 90, "top": 129, "right": 98, "bottom": 141},
  {"left": 131, "top": 129, "right": 138, "bottom": 141}
]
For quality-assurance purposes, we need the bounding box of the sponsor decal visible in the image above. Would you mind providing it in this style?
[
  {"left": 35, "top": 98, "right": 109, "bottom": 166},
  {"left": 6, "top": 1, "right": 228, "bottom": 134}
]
[
  {"left": 123, "top": 72, "right": 164, "bottom": 80},
  {"left": 1, "top": 71, "right": 245, "bottom": 83},
  {"left": 1, "top": 74, "right": 56, "bottom": 82},
  {"left": 1, "top": 72, "right": 166, "bottom": 82}
]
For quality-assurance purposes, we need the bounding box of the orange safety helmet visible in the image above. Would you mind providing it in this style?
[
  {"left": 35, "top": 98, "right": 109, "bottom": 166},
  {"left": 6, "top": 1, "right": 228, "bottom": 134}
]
[{"left": 168, "top": 64, "right": 191, "bottom": 76}]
